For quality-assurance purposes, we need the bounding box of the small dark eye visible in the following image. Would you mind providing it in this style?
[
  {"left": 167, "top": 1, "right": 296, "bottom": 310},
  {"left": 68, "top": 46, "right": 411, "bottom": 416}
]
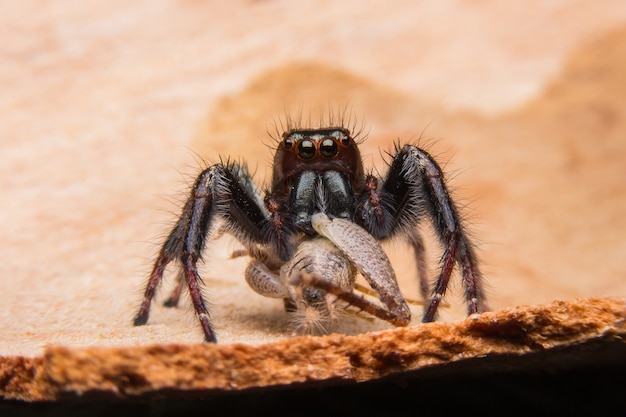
[
  {"left": 341, "top": 135, "right": 350, "bottom": 146},
  {"left": 303, "top": 287, "right": 324, "bottom": 306},
  {"left": 298, "top": 140, "right": 316, "bottom": 159},
  {"left": 284, "top": 138, "right": 293, "bottom": 149},
  {"left": 320, "top": 139, "right": 338, "bottom": 158}
]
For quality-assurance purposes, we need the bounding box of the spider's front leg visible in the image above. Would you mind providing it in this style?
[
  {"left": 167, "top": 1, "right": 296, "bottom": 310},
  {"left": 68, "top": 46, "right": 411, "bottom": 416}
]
[
  {"left": 356, "top": 144, "right": 487, "bottom": 322},
  {"left": 133, "top": 163, "right": 284, "bottom": 343}
]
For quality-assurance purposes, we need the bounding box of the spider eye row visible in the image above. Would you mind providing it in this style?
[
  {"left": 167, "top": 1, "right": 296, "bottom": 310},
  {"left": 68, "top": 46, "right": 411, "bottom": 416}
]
[
  {"left": 295, "top": 138, "right": 339, "bottom": 159},
  {"left": 283, "top": 130, "right": 351, "bottom": 160}
]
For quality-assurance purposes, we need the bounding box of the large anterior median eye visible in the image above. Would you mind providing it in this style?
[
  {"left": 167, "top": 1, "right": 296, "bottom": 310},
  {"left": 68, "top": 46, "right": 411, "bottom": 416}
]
[
  {"left": 320, "top": 139, "right": 338, "bottom": 158},
  {"left": 298, "top": 139, "right": 316, "bottom": 159}
]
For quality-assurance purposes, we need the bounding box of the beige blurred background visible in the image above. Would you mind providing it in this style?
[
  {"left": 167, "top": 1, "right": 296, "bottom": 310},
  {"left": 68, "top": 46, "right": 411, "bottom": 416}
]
[{"left": 2, "top": 1, "right": 626, "bottom": 357}]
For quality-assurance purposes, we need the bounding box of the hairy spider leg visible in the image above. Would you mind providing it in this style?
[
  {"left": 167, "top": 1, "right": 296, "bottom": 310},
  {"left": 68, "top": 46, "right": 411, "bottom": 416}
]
[
  {"left": 133, "top": 195, "right": 194, "bottom": 326},
  {"left": 407, "top": 230, "right": 430, "bottom": 303},
  {"left": 133, "top": 163, "right": 290, "bottom": 343},
  {"left": 163, "top": 226, "right": 233, "bottom": 308},
  {"left": 356, "top": 144, "right": 485, "bottom": 322},
  {"left": 133, "top": 168, "right": 216, "bottom": 341},
  {"left": 162, "top": 269, "right": 185, "bottom": 307}
]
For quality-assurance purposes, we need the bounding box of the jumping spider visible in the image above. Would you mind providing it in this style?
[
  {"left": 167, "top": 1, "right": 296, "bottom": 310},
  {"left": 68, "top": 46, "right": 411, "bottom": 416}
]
[{"left": 134, "top": 125, "right": 486, "bottom": 342}]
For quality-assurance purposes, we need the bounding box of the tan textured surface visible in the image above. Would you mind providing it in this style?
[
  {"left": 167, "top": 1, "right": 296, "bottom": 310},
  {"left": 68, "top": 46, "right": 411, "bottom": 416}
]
[
  {"left": 2, "top": 0, "right": 626, "bottom": 401},
  {"left": 2, "top": 297, "right": 624, "bottom": 401}
]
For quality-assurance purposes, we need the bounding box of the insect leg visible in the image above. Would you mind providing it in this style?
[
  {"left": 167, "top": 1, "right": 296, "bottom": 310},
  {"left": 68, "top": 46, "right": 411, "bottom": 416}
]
[{"left": 311, "top": 213, "right": 411, "bottom": 326}]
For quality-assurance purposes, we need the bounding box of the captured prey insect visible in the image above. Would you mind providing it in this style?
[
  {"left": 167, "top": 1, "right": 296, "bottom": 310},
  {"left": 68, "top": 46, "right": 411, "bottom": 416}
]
[{"left": 133, "top": 124, "right": 487, "bottom": 342}]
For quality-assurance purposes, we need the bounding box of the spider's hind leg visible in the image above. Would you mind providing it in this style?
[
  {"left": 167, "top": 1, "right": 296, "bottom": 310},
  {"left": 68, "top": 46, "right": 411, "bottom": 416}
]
[
  {"left": 163, "top": 269, "right": 185, "bottom": 308},
  {"left": 407, "top": 230, "right": 430, "bottom": 304}
]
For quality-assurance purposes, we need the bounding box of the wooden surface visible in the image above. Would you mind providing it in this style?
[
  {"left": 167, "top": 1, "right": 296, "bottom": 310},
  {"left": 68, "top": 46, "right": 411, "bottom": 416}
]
[
  {"left": 2, "top": 0, "right": 626, "bottom": 365},
  {"left": 2, "top": 297, "right": 624, "bottom": 401}
]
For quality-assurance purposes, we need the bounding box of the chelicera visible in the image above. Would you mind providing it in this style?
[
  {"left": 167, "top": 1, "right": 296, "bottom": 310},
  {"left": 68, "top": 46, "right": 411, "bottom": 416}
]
[{"left": 133, "top": 124, "right": 487, "bottom": 342}]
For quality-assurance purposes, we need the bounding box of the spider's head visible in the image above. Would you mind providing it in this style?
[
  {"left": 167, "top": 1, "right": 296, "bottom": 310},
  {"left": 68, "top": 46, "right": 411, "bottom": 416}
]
[{"left": 272, "top": 127, "right": 364, "bottom": 189}]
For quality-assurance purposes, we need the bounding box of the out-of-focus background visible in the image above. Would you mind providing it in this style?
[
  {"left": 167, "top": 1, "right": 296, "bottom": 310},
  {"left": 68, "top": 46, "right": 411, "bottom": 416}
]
[{"left": 2, "top": 1, "right": 626, "bottom": 357}]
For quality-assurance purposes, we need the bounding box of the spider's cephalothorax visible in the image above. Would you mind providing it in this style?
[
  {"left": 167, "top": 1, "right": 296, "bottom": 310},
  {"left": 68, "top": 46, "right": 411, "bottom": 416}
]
[{"left": 133, "top": 126, "right": 487, "bottom": 342}]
